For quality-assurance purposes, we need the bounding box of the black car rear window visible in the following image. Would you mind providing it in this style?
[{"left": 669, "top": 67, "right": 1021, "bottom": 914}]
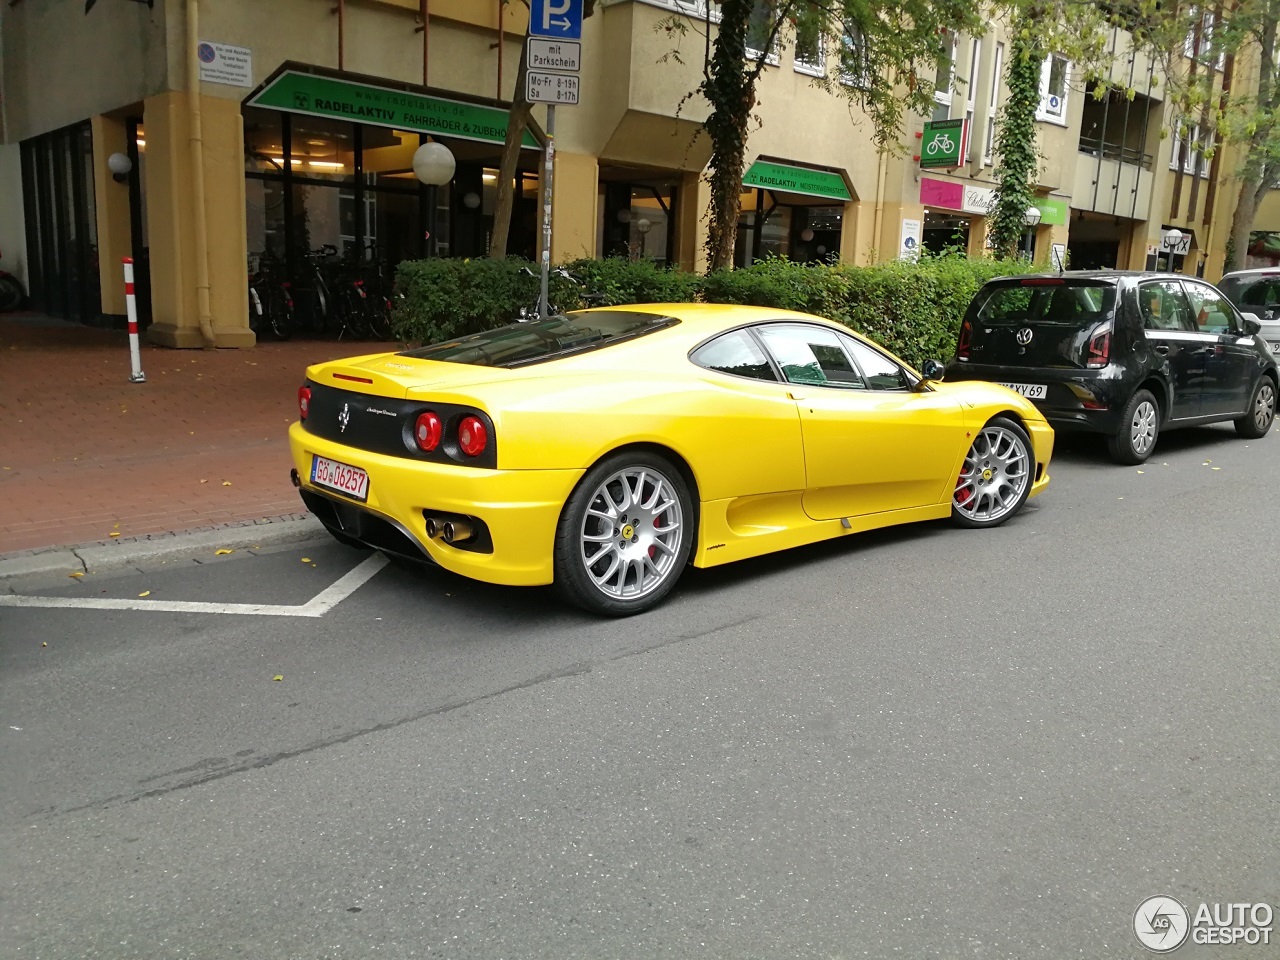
[
  {"left": 973, "top": 280, "right": 1116, "bottom": 329},
  {"left": 399, "top": 310, "right": 678, "bottom": 368}
]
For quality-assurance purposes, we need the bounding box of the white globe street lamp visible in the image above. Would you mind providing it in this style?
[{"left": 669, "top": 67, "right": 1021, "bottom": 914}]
[
  {"left": 1023, "top": 205, "right": 1043, "bottom": 227},
  {"left": 108, "top": 152, "right": 133, "bottom": 183},
  {"left": 1163, "top": 227, "right": 1185, "bottom": 271},
  {"left": 412, "top": 141, "right": 456, "bottom": 257}
]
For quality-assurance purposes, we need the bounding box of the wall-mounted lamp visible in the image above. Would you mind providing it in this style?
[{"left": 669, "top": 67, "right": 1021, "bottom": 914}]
[{"left": 108, "top": 152, "right": 133, "bottom": 184}]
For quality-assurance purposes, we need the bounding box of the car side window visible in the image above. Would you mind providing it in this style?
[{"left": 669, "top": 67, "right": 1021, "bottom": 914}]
[
  {"left": 1181, "top": 282, "right": 1236, "bottom": 335},
  {"left": 841, "top": 335, "right": 911, "bottom": 391},
  {"left": 690, "top": 330, "right": 778, "bottom": 382},
  {"left": 756, "top": 324, "right": 867, "bottom": 389},
  {"left": 1139, "top": 281, "right": 1194, "bottom": 332}
]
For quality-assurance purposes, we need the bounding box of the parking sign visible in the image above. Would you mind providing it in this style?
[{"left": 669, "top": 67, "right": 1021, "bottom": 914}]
[{"left": 528, "top": 0, "right": 583, "bottom": 39}]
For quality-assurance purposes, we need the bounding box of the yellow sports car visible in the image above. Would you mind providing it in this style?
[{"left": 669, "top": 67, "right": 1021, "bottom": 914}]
[{"left": 289, "top": 304, "right": 1053, "bottom": 615}]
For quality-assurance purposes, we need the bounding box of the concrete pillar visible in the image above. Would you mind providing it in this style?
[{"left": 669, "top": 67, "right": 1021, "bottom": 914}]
[
  {"left": 837, "top": 200, "right": 862, "bottom": 265},
  {"left": 144, "top": 91, "right": 254, "bottom": 348},
  {"left": 91, "top": 115, "right": 134, "bottom": 321},
  {"left": 677, "top": 171, "right": 710, "bottom": 274},
  {"left": 550, "top": 151, "right": 598, "bottom": 262},
  {"left": 966, "top": 217, "right": 990, "bottom": 259},
  {"left": 878, "top": 202, "right": 926, "bottom": 262}
]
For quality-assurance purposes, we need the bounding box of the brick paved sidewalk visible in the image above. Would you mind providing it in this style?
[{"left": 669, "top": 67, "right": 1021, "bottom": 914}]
[{"left": 0, "top": 315, "right": 378, "bottom": 556}]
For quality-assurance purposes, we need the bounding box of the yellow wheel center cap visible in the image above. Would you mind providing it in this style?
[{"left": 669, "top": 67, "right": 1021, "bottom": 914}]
[
  {"left": 981, "top": 468, "right": 994, "bottom": 482},
  {"left": 621, "top": 524, "right": 635, "bottom": 539}
]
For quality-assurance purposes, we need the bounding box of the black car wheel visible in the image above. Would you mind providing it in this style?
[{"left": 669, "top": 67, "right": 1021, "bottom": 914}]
[
  {"left": 1235, "top": 376, "right": 1277, "bottom": 439},
  {"left": 554, "top": 451, "right": 693, "bottom": 616},
  {"left": 951, "top": 416, "right": 1034, "bottom": 528},
  {"left": 1108, "top": 389, "right": 1160, "bottom": 464}
]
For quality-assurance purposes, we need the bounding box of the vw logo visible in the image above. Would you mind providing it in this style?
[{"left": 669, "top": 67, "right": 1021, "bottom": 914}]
[
  {"left": 338, "top": 403, "right": 350, "bottom": 433},
  {"left": 1016, "top": 327, "right": 1034, "bottom": 345}
]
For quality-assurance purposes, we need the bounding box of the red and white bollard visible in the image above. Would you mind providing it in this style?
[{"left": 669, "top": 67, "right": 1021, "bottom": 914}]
[{"left": 123, "top": 257, "right": 146, "bottom": 383}]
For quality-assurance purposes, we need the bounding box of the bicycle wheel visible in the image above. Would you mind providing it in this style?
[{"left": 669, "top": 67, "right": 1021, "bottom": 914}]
[
  {"left": 367, "top": 295, "right": 394, "bottom": 340},
  {"left": 338, "top": 288, "right": 371, "bottom": 339},
  {"left": 265, "top": 284, "right": 293, "bottom": 340},
  {"left": 0, "top": 275, "right": 26, "bottom": 312}
]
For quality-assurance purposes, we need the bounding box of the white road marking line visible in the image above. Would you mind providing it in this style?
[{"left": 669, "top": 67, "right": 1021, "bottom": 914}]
[{"left": 0, "top": 554, "right": 388, "bottom": 618}]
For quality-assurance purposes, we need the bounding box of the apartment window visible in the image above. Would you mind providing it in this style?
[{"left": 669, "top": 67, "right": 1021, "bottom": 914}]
[
  {"left": 964, "top": 37, "right": 982, "bottom": 162},
  {"left": 745, "top": 0, "right": 780, "bottom": 63},
  {"left": 644, "top": 0, "right": 722, "bottom": 17},
  {"left": 839, "top": 22, "right": 870, "bottom": 89},
  {"left": 984, "top": 41, "right": 1004, "bottom": 163},
  {"left": 1169, "top": 119, "right": 1210, "bottom": 177},
  {"left": 1184, "top": 8, "right": 1225, "bottom": 70},
  {"left": 793, "top": 13, "right": 824, "bottom": 76},
  {"left": 933, "top": 30, "right": 957, "bottom": 120},
  {"left": 1036, "top": 54, "right": 1069, "bottom": 124}
]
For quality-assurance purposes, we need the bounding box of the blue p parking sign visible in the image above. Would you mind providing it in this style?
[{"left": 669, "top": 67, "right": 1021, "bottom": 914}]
[{"left": 528, "top": 0, "right": 583, "bottom": 39}]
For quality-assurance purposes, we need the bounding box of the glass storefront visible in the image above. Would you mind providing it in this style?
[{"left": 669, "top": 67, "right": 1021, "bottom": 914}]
[
  {"left": 243, "top": 107, "right": 539, "bottom": 293},
  {"left": 20, "top": 121, "right": 102, "bottom": 324},
  {"left": 735, "top": 188, "right": 843, "bottom": 266},
  {"left": 597, "top": 176, "right": 678, "bottom": 264}
]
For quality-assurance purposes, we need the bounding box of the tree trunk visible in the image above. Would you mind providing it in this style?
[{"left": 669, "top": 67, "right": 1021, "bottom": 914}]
[
  {"left": 702, "top": 0, "right": 756, "bottom": 273},
  {"left": 488, "top": 34, "right": 531, "bottom": 259},
  {"left": 1226, "top": 161, "right": 1272, "bottom": 273}
]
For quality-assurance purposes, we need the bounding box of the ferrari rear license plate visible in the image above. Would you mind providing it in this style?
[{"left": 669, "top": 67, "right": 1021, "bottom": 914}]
[
  {"left": 311, "top": 455, "right": 369, "bottom": 502},
  {"left": 998, "top": 382, "right": 1047, "bottom": 399}
]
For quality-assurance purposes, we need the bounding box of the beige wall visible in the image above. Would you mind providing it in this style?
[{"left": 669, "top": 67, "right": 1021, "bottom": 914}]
[
  {"left": 0, "top": 143, "right": 27, "bottom": 287},
  {"left": 2, "top": 0, "right": 170, "bottom": 143}
]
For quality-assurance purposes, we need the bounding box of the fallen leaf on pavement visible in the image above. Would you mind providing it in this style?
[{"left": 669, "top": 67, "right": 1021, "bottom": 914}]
[
  {"left": 222, "top": 481, "right": 232, "bottom": 486},
  {"left": 301, "top": 557, "right": 312, "bottom": 563},
  {"left": 200, "top": 479, "right": 208, "bottom": 484},
  {"left": 109, "top": 532, "right": 121, "bottom": 538},
  {"left": 1136, "top": 470, "right": 1144, "bottom": 474},
  {"left": 68, "top": 572, "right": 83, "bottom": 578},
  {"left": 138, "top": 591, "right": 151, "bottom": 597},
  {"left": 1212, "top": 466, "right": 1221, "bottom": 471},
  {"left": 41, "top": 642, "right": 47, "bottom": 647},
  {"left": 273, "top": 675, "right": 283, "bottom": 682},
  {"left": 215, "top": 548, "right": 234, "bottom": 555}
]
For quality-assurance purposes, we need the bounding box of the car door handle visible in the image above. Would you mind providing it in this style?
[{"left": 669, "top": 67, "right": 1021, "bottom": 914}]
[
  {"left": 787, "top": 391, "right": 807, "bottom": 401},
  {"left": 1154, "top": 344, "right": 1170, "bottom": 354}
]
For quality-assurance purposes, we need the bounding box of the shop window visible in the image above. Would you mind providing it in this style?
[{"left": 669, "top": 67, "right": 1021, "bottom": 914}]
[
  {"left": 599, "top": 181, "right": 677, "bottom": 264},
  {"left": 735, "top": 189, "right": 843, "bottom": 266},
  {"left": 922, "top": 212, "right": 971, "bottom": 254},
  {"left": 289, "top": 118, "right": 356, "bottom": 184}
]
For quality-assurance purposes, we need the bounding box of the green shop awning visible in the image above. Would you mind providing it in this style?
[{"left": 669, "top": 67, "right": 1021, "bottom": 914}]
[
  {"left": 742, "top": 159, "right": 852, "bottom": 202},
  {"left": 246, "top": 66, "right": 540, "bottom": 149}
]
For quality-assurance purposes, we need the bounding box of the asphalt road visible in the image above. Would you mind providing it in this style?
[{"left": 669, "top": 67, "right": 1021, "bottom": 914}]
[{"left": 3, "top": 426, "right": 1278, "bottom": 959}]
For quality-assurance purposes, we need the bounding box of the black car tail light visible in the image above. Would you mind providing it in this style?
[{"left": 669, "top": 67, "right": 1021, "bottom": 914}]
[{"left": 1086, "top": 321, "right": 1113, "bottom": 369}]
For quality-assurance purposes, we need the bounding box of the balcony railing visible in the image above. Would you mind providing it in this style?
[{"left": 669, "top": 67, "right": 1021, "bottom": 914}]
[{"left": 1078, "top": 135, "right": 1153, "bottom": 171}]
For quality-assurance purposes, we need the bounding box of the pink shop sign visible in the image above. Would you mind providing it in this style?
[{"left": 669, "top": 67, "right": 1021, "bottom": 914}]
[{"left": 920, "top": 177, "right": 964, "bottom": 211}]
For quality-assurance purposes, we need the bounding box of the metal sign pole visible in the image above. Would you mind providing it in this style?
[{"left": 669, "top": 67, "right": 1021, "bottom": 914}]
[{"left": 539, "top": 104, "right": 555, "bottom": 319}]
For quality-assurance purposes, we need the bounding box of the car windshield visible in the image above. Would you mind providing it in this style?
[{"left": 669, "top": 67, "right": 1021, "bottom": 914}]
[
  {"left": 399, "top": 311, "right": 678, "bottom": 368},
  {"left": 973, "top": 280, "right": 1115, "bottom": 329}
]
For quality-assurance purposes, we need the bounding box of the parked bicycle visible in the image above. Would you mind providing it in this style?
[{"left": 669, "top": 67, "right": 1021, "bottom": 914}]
[
  {"left": 248, "top": 252, "right": 294, "bottom": 340},
  {"left": 517, "top": 266, "right": 608, "bottom": 321},
  {"left": 0, "top": 248, "right": 27, "bottom": 313}
]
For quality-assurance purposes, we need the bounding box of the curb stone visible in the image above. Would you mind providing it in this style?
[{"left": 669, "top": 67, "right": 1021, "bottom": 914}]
[{"left": 0, "top": 515, "right": 326, "bottom": 582}]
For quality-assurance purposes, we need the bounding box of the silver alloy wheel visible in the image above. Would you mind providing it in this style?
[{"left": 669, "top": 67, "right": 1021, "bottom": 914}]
[
  {"left": 578, "top": 466, "right": 684, "bottom": 601},
  {"left": 1130, "top": 399, "right": 1158, "bottom": 455},
  {"left": 954, "top": 424, "right": 1031, "bottom": 523},
  {"left": 1255, "top": 381, "right": 1276, "bottom": 431}
]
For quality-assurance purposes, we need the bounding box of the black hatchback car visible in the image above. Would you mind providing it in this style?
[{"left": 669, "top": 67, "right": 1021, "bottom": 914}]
[{"left": 942, "top": 271, "right": 1279, "bottom": 463}]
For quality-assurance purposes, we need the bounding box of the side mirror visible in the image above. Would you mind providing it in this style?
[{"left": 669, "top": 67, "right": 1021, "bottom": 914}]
[
  {"left": 920, "top": 358, "right": 945, "bottom": 380},
  {"left": 1242, "top": 314, "right": 1262, "bottom": 336}
]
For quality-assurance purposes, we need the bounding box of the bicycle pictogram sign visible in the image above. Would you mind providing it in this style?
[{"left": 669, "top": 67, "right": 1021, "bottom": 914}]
[{"left": 926, "top": 133, "right": 956, "bottom": 156}]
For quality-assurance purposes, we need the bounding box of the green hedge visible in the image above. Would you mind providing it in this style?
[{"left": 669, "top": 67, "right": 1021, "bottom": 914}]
[{"left": 392, "top": 253, "right": 1030, "bottom": 367}]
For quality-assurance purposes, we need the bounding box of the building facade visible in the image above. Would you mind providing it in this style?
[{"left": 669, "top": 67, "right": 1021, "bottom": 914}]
[{"left": 0, "top": 0, "right": 1274, "bottom": 347}]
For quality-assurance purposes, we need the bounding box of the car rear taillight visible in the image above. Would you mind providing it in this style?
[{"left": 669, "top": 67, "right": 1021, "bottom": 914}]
[
  {"left": 298, "top": 385, "right": 311, "bottom": 420},
  {"left": 414, "top": 411, "right": 442, "bottom": 452},
  {"left": 1086, "top": 322, "right": 1113, "bottom": 368},
  {"left": 457, "top": 416, "right": 488, "bottom": 457},
  {"left": 957, "top": 319, "right": 972, "bottom": 361}
]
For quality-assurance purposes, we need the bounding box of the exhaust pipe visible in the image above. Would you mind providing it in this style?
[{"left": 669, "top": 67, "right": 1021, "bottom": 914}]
[
  {"left": 425, "top": 516, "right": 441, "bottom": 539},
  {"left": 290, "top": 468, "right": 301, "bottom": 488},
  {"left": 441, "top": 519, "right": 474, "bottom": 544}
]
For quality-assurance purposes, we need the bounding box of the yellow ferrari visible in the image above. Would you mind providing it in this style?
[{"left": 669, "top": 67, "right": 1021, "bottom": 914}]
[{"left": 288, "top": 304, "right": 1053, "bottom": 615}]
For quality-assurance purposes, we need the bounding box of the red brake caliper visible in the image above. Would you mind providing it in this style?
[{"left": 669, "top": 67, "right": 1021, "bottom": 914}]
[{"left": 955, "top": 476, "right": 972, "bottom": 504}]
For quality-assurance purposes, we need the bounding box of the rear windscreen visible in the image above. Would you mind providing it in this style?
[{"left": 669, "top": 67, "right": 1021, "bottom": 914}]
[
  {"left": 399, "top": 310, "right": 678, "bottom": 368},
  {"left": 973, "top": 282, "right": 1116, "bottom": 329},
  {"left": 1219, "top": 275, "right": 1280, "bottom": 310}
]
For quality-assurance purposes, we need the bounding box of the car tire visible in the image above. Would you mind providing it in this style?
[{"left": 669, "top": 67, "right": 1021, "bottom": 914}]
[
  {"left": 554, "top": 450, "right": 694, "bottom": 616},
  {"left": 1235, "top": 376, "right": 1276, "bottom": 439},
  {"left": 951, "top": 416, "right": 1034, "bottom": 529},
  {"left": 1107, "top": 389, "right": 1160, "bottom": 464}
]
